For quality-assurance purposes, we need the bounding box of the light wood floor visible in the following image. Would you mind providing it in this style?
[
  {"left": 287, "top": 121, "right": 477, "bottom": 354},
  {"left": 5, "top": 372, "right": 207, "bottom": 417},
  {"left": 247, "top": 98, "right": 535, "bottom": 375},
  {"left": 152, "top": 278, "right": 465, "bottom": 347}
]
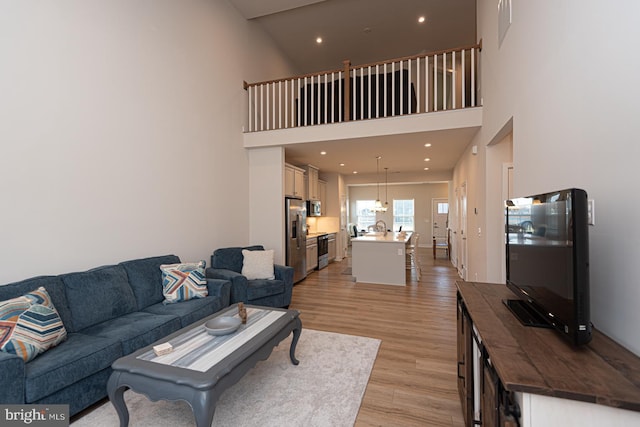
[{"left": 290, "top": 248, "right": 465, "bottom": 427}]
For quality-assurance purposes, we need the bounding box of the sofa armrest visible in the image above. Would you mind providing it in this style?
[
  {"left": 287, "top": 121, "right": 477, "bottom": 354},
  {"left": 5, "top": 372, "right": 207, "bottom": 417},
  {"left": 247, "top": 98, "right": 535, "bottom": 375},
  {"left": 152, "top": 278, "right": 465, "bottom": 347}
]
[
  {"left": 205, "top": 268, "right": 248, "bottom": 303},
  {"left": 274, "top": 264, "right": 294, "bottom": 307},
  {"left": 205, "top": 278, "right": 231, "bottom": 307},
  {"left": 274, "top": 264, "right": 294, "bottom": 287},
  {"left": 0, "top": 351, "right": 25, "bottom": 403}
]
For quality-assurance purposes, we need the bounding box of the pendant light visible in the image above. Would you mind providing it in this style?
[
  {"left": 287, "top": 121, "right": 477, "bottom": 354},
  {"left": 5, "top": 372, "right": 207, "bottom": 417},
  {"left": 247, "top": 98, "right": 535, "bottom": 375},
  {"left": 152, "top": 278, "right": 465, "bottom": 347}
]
[
  {"left": 372, "top": 156, "right": 387, "bottom": 212},
  {"left": 384, "top": 167, "right": 389, "bottom": 209}
]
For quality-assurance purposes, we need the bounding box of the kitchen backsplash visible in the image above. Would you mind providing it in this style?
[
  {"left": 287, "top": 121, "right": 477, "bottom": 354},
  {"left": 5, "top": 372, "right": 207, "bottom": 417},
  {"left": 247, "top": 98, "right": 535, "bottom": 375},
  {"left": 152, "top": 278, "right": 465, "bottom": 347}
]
[{"left": 307, "top": 216, "right": 339, "bottom": 234}]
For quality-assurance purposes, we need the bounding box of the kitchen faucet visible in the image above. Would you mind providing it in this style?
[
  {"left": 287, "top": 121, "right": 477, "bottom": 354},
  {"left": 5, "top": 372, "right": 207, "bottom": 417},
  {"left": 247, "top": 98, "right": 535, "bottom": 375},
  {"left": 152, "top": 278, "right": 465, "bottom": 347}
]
[{"left": 375, "top": 220, "right": 387, "bottom": 236}]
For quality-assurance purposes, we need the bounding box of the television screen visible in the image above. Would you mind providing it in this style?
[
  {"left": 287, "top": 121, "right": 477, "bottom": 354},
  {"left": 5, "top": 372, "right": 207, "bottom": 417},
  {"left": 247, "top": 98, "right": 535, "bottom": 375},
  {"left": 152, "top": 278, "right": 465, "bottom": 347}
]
[{"left": 505, "top": 188, "right": 591, "bottom": 345}]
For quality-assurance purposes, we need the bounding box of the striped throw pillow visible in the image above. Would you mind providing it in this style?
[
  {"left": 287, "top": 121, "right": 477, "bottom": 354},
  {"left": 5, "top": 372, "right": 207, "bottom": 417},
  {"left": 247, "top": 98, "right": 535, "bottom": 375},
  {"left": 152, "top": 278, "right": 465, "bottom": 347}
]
[
  {"left": 160, "top": 261, "right": 208, "bottom": 304},
  {"left": 0, "top": 287, "right": 68, "bottom": 362}
]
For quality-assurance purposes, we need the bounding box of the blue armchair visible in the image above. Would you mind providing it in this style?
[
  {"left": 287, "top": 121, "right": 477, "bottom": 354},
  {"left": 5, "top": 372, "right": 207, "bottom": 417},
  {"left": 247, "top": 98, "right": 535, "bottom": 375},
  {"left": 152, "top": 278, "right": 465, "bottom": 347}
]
[{"left": 204, "top": 245, "right": 294, "bottom": 308}]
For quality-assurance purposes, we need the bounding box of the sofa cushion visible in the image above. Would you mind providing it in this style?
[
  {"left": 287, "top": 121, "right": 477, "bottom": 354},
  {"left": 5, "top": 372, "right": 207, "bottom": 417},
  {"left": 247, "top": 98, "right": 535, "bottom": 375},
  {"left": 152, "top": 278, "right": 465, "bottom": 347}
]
[
  {"left": 81, "top": 311, "right": 181, "bottom": 355},
  {"left": 0, "top": 287, "right": 68, "bottom": 362},
  {"left": 246, "top": 279, "right": 285, "bottom": 300},
  {"left": 0, "top": 276, "right": 74, "bottom": 333},
  {"left": 24, "top": 332, "right": 121, "bottom": 403},
  {"left": 160, "top": 261, "right": 208, "bottom": 304},
  {"left": 143, "top": 295, "right": 225, "bottom": 328},
  {"left": 211, "top": 245, "right": 264, "bottom": 273},
  {"left": 241, "top": 249, "right": 275, "bottom": 280},
  {"left": 120, "top": 255, "right": 181, "bottom": 310},
  {"left": 61, "top": 265, "right": 137, "bottom": 331}
]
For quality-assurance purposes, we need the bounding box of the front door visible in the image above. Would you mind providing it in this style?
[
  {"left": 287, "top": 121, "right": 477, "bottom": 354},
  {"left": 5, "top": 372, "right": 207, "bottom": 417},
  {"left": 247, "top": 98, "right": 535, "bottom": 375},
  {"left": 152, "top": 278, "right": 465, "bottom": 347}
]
[{"left": 432, "top": 198, "right": 449, "bottom": 241}]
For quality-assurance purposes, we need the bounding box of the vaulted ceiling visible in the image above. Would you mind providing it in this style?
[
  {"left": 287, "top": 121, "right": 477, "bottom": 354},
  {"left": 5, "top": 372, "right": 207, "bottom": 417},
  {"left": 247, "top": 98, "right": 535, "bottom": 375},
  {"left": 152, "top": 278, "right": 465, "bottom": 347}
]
[{"left": 230, "top": 0, "right": 478, "bottom": 178}]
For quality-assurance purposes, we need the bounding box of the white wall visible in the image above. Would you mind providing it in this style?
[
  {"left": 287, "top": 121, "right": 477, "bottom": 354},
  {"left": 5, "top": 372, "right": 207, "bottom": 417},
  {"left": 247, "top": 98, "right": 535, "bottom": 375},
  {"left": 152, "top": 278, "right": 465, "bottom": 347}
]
[
  {"left": 348, "top": 182, "right": 449, "bottom": 245},
  {"left": 248, "top": 147, "right": 286, "bottom": 264},
  {"left": 0, "top": 0, "right": 294, "bottom": 283},
  {"left": 461, "top": 0, "right": 640, "bottom": 354}
]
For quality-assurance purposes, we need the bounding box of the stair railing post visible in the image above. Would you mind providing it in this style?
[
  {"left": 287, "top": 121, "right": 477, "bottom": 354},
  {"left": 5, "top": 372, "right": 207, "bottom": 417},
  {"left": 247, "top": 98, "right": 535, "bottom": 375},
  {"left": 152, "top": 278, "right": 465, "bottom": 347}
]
[{"left": 343, "top": 60, "right": 351, "bottom": 122}]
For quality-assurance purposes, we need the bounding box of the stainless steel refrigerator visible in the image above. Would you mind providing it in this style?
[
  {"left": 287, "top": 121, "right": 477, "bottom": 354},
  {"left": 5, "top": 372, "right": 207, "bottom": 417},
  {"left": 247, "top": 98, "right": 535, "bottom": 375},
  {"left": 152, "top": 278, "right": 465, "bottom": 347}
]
[{"left": 285, "top": 197, "right": 307, "bottom": 283}]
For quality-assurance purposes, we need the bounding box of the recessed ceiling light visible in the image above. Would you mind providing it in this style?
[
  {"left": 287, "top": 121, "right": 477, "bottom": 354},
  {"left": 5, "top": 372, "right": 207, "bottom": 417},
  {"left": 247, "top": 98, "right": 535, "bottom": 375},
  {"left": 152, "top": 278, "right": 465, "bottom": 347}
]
[
  {"left": 424, "top": 158, "right": 431, "bottom": 162},
  {"left": 320, "top": 151, "right": 326, "bottom": 155},
  {"left": 418, "top": 16, "right": 426, "bottom": 24},
  {"left": 352, "top": 171, "right": 358, "bottom": 174},
  {"left": 339, "top": 163, "right": 345, "bottom": 167},
  {"left": 424, "top": 143, "right": 432, "bottom": 147},
  {"left": 316, "top": 37, "right": 323, "bottom": 44},
  {"left": 424, "top": 167, "right": 430, "bottom": 171}
]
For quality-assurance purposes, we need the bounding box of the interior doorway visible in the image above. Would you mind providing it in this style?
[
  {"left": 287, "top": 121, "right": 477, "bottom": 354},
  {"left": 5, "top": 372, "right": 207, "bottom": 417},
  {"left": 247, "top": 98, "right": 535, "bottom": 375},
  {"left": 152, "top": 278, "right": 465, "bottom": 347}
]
[{"left": 457, "top": 182, "right": 468, "bottom": 280}]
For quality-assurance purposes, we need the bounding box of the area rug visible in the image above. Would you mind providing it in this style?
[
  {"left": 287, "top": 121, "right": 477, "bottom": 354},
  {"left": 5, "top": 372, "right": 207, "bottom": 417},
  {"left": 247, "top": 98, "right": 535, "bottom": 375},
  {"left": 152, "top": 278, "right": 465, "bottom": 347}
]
[{"left": 72, "top": 329, "right": 380, "bottom": 427}]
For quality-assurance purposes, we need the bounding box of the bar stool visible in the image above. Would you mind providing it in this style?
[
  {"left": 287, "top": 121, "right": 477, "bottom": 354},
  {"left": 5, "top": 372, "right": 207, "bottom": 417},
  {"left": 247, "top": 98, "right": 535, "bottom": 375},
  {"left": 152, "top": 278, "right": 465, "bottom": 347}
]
[{"left": 405, "top": 233, "right": 421, "bottom": 280}]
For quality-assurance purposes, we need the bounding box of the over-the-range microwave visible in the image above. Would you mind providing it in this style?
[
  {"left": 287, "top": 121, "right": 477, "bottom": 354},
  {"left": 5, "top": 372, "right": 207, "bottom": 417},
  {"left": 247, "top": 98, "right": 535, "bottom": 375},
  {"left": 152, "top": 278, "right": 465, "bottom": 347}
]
[{"left": 307, "top": 200, "right": 321, "bottom": 217}]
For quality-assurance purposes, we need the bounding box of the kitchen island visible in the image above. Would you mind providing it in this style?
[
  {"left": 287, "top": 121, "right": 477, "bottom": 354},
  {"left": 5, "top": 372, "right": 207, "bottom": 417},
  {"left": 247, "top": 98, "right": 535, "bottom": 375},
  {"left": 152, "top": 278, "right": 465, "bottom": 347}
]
[{"left": 351, "top": 232, "right": 412, "bottom": 286}]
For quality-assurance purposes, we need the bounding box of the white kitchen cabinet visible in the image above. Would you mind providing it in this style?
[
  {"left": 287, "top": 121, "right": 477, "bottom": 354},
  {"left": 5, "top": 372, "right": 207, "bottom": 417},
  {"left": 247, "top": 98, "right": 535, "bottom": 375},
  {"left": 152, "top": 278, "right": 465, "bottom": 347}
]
[
  {"left": 328, "top": 233, "right": 336, "bottom": 262},
  {"left": 306, "top": 236, "right": 318, "bottom": 272},
  {"left": 304, "top": 165, "right": 319, "bottom": 201},
  {"left": 285, "top": 163, "right": 306, "bottom": 199}
]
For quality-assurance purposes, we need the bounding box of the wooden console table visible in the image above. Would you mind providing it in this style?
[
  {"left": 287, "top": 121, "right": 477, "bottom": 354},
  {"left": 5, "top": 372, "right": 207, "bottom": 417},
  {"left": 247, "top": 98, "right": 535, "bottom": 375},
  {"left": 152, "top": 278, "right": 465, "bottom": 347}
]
[{"left": 456, "top": 281, "right": 640, "bottom": 427}]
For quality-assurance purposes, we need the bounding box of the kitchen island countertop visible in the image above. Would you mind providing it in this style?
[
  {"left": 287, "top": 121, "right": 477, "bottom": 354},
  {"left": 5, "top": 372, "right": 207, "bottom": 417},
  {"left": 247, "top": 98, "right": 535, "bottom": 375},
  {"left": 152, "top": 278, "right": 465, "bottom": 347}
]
[{"left": 351, "top": 231, "right": 411, "bottom": 244}]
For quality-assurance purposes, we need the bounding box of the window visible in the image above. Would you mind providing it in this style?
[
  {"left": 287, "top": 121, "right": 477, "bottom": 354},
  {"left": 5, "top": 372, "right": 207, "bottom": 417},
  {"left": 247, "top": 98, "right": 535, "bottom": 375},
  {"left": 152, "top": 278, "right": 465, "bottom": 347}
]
[
  {"left": 355, "top": 200, "right": 376, "bottom": 231},
  {"left": 393, "top": 199, "right": 414, "bottom": 231},
  {"left": 437, "top": 202, "right": 449, "bottom": 214}
]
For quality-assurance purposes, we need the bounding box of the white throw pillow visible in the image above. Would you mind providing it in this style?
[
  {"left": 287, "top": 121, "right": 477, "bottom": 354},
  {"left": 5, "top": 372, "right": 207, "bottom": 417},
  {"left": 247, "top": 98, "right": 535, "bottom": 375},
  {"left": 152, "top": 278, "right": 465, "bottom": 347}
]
[{"left": 241, "top": 249, "right": 275, "bottom": 280}]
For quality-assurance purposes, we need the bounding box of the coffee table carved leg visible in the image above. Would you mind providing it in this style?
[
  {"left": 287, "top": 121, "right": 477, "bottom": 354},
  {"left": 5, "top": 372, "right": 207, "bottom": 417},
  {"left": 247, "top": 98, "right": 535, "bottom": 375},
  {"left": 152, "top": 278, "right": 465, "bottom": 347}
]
[
  {"left": 190, "top": 390, "right": 217, "bottom": 427},
  {"left": 107, "top": 374, "right": 129, "bottom": 427},
  {"left": 289, "top": 317, "right": 302, "bottom": 365}
]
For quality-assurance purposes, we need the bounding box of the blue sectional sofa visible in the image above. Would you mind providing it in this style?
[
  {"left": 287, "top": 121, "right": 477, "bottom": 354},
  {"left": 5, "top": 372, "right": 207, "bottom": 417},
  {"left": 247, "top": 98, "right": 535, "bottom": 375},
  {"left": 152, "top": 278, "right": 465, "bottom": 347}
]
[{"left": 0, "top": 255, "right": 231, "bottom": 416}]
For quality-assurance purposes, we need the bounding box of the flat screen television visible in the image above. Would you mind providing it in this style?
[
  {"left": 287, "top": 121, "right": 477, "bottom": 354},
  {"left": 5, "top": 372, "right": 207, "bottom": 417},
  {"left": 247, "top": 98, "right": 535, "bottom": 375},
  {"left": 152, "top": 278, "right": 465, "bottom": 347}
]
[{"left": 505, "top": 188, "right": 592, "bottom": 346}]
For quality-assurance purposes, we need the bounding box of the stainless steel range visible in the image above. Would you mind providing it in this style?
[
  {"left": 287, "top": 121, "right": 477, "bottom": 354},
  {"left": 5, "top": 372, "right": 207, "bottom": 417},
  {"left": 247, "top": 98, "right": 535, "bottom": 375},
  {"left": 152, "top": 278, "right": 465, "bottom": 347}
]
[{"left": 317, "top": 234, "right": 329, "bottom": 270}]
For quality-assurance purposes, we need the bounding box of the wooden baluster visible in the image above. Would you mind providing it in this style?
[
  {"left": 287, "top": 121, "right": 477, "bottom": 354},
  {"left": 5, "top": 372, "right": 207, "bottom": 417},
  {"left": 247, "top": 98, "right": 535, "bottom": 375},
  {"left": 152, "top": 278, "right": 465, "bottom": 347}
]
[
  {"left": 416, "top": 58, "right": 421, "bottom": 113},
  {"left": 310, "top": 75, "right": 315, "bottom": 125},
  {"left": 424, "top": 56, "right": 429, "bottom": 113},
  {"left": 408, "top": 58, "right": 412, "bottom": 114},
  {"left": 367, "top": 65, "right": 371, "bottom": 120},
  {"left": 303, "top": 76, "right": 308, "bottom": 126},
  {"left": 297, "top": 78, "right": 301, "bottom": 127},
  {"left": 462, "top": 49, "right": 466, "bottom": 108},
  {"left": 246, "top": 83, "right": 252, "bottom": 132},
  {"left": 338, "top": 71, "right": 342, "bottom": 122},
  {"left": 443, "top": 53, "right": 447, "bottom": 111},
  {"left": 391, "top": 62, "right": 395, "bottom": 116},
  {"left": 452, "top": 51, "right": 456, "bottom": 109},
  {"left": 471, "top": 48, "right": 476, "bottom": 107},
  {"left": 324, "top": 73, "right": 328, "bottom": 124},
  {"left": 375, "top": 64, "right": 380, "bottom": 118},
  {"left": 383, "top": 62, "right": 387, "bottom": 117},
  {"left": 330, "top": 72, "right": 335, "bottom": 123},
  {"left": 360, "top": 67, "right": 364, "bottom": 120},
  {"left": 278, "top": 81, "right": 282, "bottom": 129},
  {"left": 434, "top": 53, "right": 438, "bottom": 112},
  {"left": 259, "top": 84, "right": 263, "bottom": 131},
  {"left": 284, "top": 79, "right": 288, "bottom": 129}
]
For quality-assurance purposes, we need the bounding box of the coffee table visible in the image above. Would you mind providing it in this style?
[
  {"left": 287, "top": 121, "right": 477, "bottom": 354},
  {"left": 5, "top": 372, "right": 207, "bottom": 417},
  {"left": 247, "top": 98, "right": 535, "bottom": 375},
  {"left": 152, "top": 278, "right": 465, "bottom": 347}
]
[{"left": 106, "top": 304, "right": 302, "bottom": 427}]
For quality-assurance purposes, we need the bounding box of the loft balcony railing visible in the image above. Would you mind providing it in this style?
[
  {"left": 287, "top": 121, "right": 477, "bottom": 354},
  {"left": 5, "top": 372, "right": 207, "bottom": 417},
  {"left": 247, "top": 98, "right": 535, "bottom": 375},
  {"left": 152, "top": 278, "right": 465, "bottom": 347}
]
[{"left": 244, "top": 42, "right": 482, "bottom": 133}]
